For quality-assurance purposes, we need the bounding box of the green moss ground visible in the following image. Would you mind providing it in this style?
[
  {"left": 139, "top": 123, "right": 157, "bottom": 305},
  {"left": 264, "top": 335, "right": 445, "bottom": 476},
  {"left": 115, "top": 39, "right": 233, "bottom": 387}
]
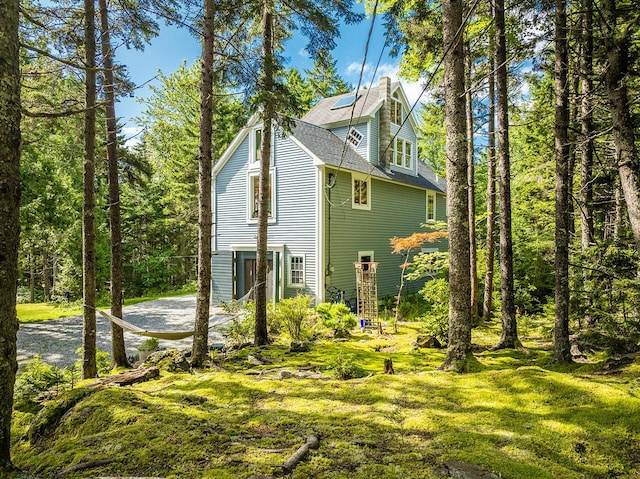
[{"left": 10, "top": 320, "right": 640, "bottom": 479}]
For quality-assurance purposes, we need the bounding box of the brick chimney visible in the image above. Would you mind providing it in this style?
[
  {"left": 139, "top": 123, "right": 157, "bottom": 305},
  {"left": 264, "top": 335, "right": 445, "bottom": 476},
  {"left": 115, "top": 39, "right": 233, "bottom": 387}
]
[{"left": 378, "top": 76, "right": 391, "bottom": 170}]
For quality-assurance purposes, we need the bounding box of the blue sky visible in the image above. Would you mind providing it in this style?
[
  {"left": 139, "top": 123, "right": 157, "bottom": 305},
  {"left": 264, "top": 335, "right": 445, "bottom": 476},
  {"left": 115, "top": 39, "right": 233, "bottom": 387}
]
[{"left": 115, "top": 4, "right": 426, "bottom": 143}]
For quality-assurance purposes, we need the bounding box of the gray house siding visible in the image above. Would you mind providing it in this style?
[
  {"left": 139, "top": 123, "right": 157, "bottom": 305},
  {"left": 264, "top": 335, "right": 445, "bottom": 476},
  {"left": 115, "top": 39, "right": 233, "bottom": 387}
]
[
  {"left": 331, "top": 123, "right": 369, "bottom": 160},
  {"left": 212, "top": 127, "right": 318, "bottom": 303},
  {"left": 323, "top": 167, "right": 443, "bottom": 302},
  {"left": 211, "top": 250, "right": 233, "bottom": 303}
]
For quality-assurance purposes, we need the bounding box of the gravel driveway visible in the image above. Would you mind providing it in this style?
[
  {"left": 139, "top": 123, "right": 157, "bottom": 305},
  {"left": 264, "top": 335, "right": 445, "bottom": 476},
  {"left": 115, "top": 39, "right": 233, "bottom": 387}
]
[{"left": 17, "top": 295, "right": 231, "bottom": 369}]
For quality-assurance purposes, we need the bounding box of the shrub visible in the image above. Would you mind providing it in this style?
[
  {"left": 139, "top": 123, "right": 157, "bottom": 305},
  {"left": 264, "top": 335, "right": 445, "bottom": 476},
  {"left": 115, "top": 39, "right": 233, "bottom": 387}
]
[
  {"left": 270, "top": 294, "right": 315, "bottom": 341},
  {"left": 74, "top": 347, "right": 113, "bottom": 376},
  {"left": 315, "top": 302, "right": 357, "bottom": 336},
  {"left": 327, "top": 353, "right": 367, "bottom": 380},
  {"left": 418, "top": 278, "right": 449, "bottom": 344},
  {"left": 223, "top": 301, "right": 255, "bottom": 346},
  {"left": 14, "top": 357, "right": 77, "bottom": 411},
  {"left": 138, "top": 337, "right": 159, "bottom": 352}
]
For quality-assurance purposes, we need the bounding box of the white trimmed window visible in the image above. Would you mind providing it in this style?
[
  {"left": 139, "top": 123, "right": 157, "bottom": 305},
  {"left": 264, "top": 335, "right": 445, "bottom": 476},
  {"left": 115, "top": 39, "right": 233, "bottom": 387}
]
[
  {"left": 248, "top": 169, "right": 275, "bottom": 222},
  {"left": 390, "top": 92, "right": 403, "bottom": 125},
  {"left": 392, "top": 137, "right": 413, "bottom": 169},
  {"left": 426, "top": 192, "right": 436, "bottom": 221},
  {"left": 347, "top": 127, "right": 363, "bottom": 148},
  {"left": 288, "top": 255, "right": 305, "bottom": 287},
  {"left": 352, "top": 173, "right": 370, "bottom": 210}
]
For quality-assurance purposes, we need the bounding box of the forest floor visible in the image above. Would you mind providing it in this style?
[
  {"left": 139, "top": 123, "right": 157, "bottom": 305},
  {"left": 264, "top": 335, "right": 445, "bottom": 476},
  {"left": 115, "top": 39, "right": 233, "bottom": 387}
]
[{"left": 9, "top": 316, "right": 640, "bottom": 479}]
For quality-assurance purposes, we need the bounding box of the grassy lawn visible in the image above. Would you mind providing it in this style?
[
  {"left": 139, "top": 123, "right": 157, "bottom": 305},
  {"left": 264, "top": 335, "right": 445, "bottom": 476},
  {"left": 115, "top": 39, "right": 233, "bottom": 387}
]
[
  {"left": 16, "top": 292, "right": 195, "bottom": 323},
  {"left": 10, "top": 319, "right": 640, "bottom": 479}
]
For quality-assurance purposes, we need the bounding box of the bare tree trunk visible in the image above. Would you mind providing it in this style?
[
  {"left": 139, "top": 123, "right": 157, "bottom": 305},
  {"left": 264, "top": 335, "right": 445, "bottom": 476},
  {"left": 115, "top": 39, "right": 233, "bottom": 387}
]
[
  {"left": 192, "top": 0, "right": 215, "bottom": 367},
  {"left": 98, "top": 0, "right": 129, "bottom": 368},
  {"left": 465, "top": 43, "right": 478, "bottom": 325},
  {"left": 43, "top": 250, "right": 51, "bottom": 302},
  {"left": 255, "top": 0, "right": 275, "bottom": 346},
  {"left": 613, "top": 181, "right": 624, "bottom": 241},
  {"left": 580, "top": 0, "right": 594, "bottom": 324},
  {"left": 554, "top": 0, "right": 572, "bottom": 363},
  {"left": 440, "top": 0, "right": 473, "bottom": 371},
  {"left": 29, "top": 249, "right": 35, "bottom": 302},
  {"left": 494, "top": 0, "right": 518, "bottom": 349},
  {"left": 482, "top": 31, "right": 496, "bottom": 323},
  {"left": 82, "top": 0, "right": 98, "bottom": 379},
  {"left": 0, "top": 0, "right": 20, "bottom": 469},
  {"left": 604, "top": 0, "right": 640, "bottom": 254}
]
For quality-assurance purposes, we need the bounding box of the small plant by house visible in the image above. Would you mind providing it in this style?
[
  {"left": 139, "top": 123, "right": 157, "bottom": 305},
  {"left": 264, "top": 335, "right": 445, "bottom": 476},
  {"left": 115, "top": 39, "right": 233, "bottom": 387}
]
[{"left": 315, "top": 302, "right": 357, "bottom": 337}]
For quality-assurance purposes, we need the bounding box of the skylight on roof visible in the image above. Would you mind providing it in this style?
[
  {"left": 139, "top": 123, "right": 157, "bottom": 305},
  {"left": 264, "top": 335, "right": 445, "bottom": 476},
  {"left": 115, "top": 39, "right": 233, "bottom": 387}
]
[{"left": 331, "top": 94, "right": 360, "bottom": 110}]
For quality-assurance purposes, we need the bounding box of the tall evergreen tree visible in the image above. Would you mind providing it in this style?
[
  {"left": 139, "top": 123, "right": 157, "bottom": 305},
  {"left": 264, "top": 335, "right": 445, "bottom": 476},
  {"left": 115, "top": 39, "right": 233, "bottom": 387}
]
[
  {"left": 192, "top": 0, "right": 216, "bottom": 366},
  {"left": 554, "top": 0, "right": 572, "bottom": 362},
  {"left": 0, "top": 0, "right": 20, "bottom": 468},
  {"left": 493, "top": 0, "right": 518, "bottom": 349},
  {"left": 99, "top": 0, "right": 130, "bottom": 368},
  {"left": 82, "top": 0, "right": 98, "bottom": 379},
  {"left": 440, "top": 0, "right": 474, "bottom": 371}
]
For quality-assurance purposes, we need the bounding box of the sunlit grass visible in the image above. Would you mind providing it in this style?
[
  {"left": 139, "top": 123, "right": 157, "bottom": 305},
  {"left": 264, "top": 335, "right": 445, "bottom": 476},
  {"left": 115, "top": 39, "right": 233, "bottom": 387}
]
[{"left": 10, "top": 316, "right": 640, "bottom": 479}]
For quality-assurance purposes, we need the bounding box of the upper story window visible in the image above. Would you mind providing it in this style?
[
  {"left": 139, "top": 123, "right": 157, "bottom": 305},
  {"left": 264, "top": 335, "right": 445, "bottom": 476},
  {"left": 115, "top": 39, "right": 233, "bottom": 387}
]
[
  {"left": 248, "top": 169, "right": 275, "bottom": 222},
  {"left": 426, "top": 192, "right": 436, "bottom": 221},
  {"left": 253, "top": 128, "right": 262, "bottom": 162},
  {"left": 347, "top": 127, "right": 363, "bottom": 149},
  {"left": 390, "top": 92, "right": 403, "bottom": 125},
  {"left": 392, "top": 137, "right": 413, "bottom": 169},
  {"left": 352, "top": 172, "right": 370, "bottom": 210}
]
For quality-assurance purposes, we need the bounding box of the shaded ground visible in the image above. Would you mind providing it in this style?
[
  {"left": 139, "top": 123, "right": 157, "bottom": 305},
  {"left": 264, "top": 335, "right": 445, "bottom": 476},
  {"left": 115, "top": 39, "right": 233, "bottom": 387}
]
[{"left": 16, "top": 295, "right": 230, "bottom": 368}]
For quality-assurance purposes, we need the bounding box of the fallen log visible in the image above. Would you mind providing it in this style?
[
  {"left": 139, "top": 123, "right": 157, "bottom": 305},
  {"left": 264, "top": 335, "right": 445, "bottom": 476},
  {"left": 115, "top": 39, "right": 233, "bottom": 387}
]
[
  {"left": 95, "top": 366, "right": 160, "bottom": 387},
  {"left": 281, "top": 435, "right": 319, "bottom": 473},
  {"left": 60, "top": 459, "right": 115, "bottom": 474}
]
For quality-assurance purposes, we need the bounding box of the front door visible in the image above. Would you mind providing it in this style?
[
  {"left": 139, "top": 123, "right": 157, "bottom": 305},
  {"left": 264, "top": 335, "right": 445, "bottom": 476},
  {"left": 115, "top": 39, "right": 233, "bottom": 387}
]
[{"left": 243, "top": 258, "right": 273, "bottom": 300}]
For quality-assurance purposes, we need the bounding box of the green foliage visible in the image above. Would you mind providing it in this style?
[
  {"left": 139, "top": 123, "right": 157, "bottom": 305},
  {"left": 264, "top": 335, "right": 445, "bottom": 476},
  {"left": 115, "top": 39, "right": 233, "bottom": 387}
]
[
  {"left": 224, "top": 302, "right": 256, "bottom": 346},
  {"left": 315, "top": 302, "right": 357, "bottom": 336},
  {"left": 326, "top": 353, "right": 367, "bottom": 380},
  {"left": 14, "top": 357, "right": 77, "bottom": 412},
  {"left": 138, "top": 338, "right": 159, "bottom": 352},
  {"left": 269, "top": 294, "right": 315, "bottom": 341},
  {"left": 74, "top": 347, "right": 112, "bottom": 376},
  {"left": 418, "top": 278, "right": 449, "bottom": 344}
]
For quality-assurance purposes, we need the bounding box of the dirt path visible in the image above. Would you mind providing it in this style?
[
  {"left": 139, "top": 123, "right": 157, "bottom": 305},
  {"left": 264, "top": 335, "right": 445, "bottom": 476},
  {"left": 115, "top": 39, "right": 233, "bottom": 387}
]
[{"left": 16, "top": 295, "right": 231, "bottom": 369}]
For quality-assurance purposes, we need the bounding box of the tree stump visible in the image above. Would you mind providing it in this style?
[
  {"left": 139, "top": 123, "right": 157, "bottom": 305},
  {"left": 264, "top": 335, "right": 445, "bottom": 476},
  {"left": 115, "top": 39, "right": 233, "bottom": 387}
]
[{"left": 383, "top": 358, "right": 395, "bottom": 374}]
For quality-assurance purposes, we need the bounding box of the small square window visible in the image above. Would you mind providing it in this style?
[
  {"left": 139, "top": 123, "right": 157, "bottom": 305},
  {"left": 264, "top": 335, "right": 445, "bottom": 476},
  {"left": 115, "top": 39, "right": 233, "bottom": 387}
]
[
  {"left": 289, "top": 256, "right": 305, "bottom": 287},
  {"left": 347, "top": 127, "right": 363, "bottom": 148}
]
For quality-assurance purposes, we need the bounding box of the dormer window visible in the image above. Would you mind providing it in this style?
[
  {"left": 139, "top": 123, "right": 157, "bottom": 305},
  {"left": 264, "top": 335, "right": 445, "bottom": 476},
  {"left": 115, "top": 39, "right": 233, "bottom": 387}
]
[
  {"left": 390, "top": 92, "right": 403, "bottom": 125},
  {"left": 391, "top": 137, "right": 413, "bottom": 169},
  {"left": 347, "top": 127, "right": 363, "bottom": 148}
]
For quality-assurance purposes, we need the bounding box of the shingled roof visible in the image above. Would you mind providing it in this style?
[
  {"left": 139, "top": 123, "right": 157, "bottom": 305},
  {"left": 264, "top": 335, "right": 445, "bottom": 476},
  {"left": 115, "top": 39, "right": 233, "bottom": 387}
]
[
  {"left": 290, "top": 119, "right": 446, "bottom": 193},
  {"left": 301, "top": 83, "right": 398, "bottom": 127}
]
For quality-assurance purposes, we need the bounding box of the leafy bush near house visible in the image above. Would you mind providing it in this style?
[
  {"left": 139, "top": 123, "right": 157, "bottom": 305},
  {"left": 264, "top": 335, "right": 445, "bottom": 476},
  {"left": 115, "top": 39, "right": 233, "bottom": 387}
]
[
  {"left": 14, "top": 357, "right": 77, "bottom": 412},
  {"left": 315, "top": 302, "right": 357, "bottom": 336},
  {"left": 270, "top": 294, "right": 315, "bottom": 341},
  {"left": 224, "top": 301, "right": 256, "bottom": 346},
  {"left": 418, "top": 278, "right": 449, "bottom": 344}
]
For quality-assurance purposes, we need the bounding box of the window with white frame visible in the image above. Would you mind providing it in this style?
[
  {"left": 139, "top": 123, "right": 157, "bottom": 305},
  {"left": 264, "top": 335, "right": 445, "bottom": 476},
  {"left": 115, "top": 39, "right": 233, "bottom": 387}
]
[
  {"left": 288, "top": 255, "right": 305, "bottom": 287},
  {"left": 248, "top": 169, "right": 275, "bottom": 221},
  {"left": 352, "top": 173, "right": 370, "bottom": 210},
  {"left": 253, "top": 128, "right": 262, "bottom": 162},
  {"left": 390, "top": 92, "right": 403, "bottom": 125},
  {"left": 426, "top": 192, "right": 436, "bottom": 221},
  {"left": 392, "top": 137, "right": 413, "bottom": 169},
  {"left": 346, "top": 127, "right": 363, "bottom": 148}
]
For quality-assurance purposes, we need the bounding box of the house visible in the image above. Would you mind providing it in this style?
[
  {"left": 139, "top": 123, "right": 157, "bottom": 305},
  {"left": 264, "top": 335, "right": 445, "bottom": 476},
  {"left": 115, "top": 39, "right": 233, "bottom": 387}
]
[{"left": 211, "top": 77, "right": 447, "bottom": 306}]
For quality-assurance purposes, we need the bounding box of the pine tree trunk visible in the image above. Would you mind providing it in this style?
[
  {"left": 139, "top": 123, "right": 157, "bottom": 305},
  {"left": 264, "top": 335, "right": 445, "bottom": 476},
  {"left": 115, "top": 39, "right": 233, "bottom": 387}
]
[
  {"left": 580, "top": 0, "right": 594, "bottom": 324},
  {"left": 29, "top": 250, "right": 35, "bottom": 303},
  {"left": 494, "top": 0, "right": 518, "bottom": 349},
  {"left": 255, "top": 0, "right": 275, "bottom": 346},
  {"left": 192, "top": 0, "right": 215, "bottom": 367},
  {"left": 43, "top": 250, "right": 51, "bottom": 301},
  {"left": 604, "top": 0, "right": 640, "bottom": 254},
  {"left": 554, "top": 0, "right": 572, "bottom": 363},
  {"left": 82, "top": 0, "right": 98, "bottom": 379},
  {"left": 482, "top": 31, "right": 496, "bottom": 323},
  {"left": 98, "top": 0, "right": 129, "bottom": 368},
  {"left": 440, "top": 0, "right": 473, "bottom": 371},
  {"left": 465, "top": 43, "right": 478, "bottom": 325},
  {"left": 0, "top": 0, "right": 21, "bottom": 469}
]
